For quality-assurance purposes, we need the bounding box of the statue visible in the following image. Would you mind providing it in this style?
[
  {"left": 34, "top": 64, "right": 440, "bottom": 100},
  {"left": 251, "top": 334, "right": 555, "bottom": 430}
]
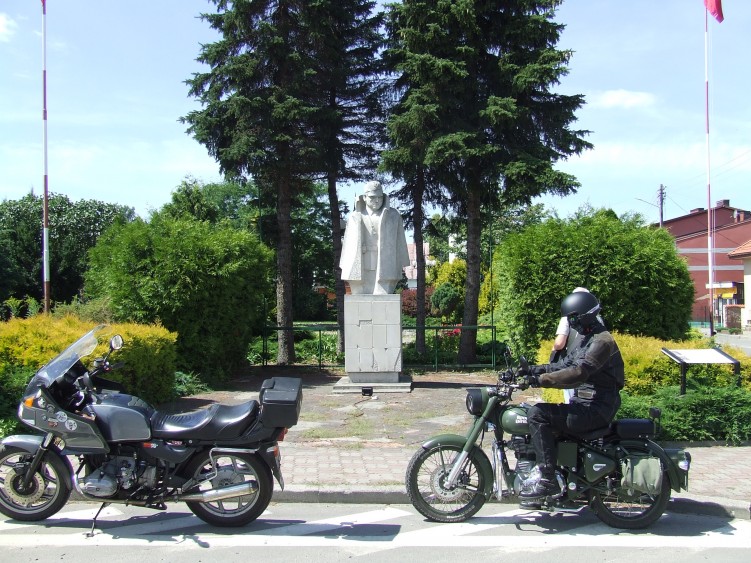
[{"left": 340, "top": 181, "right": 410, "bottom": 295}]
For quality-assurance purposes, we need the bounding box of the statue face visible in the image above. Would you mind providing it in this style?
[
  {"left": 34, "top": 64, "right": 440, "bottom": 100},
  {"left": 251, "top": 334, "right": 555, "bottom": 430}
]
[{"left": 364, "top": 191, "right": 383, "bottom": 212}]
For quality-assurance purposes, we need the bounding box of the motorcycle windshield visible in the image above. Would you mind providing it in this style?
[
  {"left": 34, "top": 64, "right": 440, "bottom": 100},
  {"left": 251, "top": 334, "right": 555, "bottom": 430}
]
[{"left": 26, "top": 325, "right": 106, "bottom": 391}]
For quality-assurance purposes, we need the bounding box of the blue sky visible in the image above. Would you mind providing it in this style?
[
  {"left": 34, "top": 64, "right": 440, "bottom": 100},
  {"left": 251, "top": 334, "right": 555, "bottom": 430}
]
[{"left": 1, "top": 1, "right": 749, "bottom": 223}]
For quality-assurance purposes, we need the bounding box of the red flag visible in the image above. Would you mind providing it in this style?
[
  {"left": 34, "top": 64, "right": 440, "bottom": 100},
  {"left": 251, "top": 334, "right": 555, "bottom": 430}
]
[{"left": 704, "top": 0, "right": 724, "bottom": 23}]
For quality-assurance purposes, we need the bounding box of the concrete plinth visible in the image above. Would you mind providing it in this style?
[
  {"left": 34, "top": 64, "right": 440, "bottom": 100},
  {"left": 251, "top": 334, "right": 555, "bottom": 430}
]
[
  {"left": 343, "top": 294, "right": 409, "bottom": 391},
  {"left": 332, "top": 374, "right": 413, "bottom": 394}
]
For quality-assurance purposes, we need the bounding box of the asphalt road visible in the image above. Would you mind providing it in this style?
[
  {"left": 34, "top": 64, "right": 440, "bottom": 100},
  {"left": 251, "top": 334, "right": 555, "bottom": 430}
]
[
  {"left": 1, "top": 501, "right": 748, "bottom": 562},
  {"left": 713, "top": 331, "right": 751, "bottom": 356}
]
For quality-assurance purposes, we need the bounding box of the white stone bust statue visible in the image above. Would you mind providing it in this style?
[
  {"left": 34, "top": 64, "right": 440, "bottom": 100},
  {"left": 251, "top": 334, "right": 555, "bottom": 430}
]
[{"left": 339, "top": 181, "right": 410, "bottom": 295}]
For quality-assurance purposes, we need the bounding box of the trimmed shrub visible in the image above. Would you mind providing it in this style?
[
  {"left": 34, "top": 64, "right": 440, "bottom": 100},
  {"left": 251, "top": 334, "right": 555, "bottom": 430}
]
[
  {"left": 104, "top": 323, "right": 177, "bottom": 401},
  {"left": 0, "top": 316, "right": 177, "bottom": 414},
  {"left": 537, "top": 331, "right": 750, "bottom": 399},
  {"left": 535, "top": 331, "right": 751, "bottom": 442},
  {"left": 618, "top": 386, "right": 751, "bottom": 444},
  {"left": 401, "top": 287, "right": 434, "bottom": 318}
]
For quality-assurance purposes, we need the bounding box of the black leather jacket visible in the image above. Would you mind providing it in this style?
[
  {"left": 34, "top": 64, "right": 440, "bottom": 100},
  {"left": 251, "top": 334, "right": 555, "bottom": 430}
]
[{"left": 535, "top": 323, "right": 624, "bottom": 417}]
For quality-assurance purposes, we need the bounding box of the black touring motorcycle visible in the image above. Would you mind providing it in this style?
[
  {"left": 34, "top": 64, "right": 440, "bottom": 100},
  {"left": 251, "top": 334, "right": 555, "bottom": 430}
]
[
  {"left": 0, "top": 326, "right": 302, "bottom": 530},
  {"left": 406, "top": 354, "right": 691, "bottom": 529}
]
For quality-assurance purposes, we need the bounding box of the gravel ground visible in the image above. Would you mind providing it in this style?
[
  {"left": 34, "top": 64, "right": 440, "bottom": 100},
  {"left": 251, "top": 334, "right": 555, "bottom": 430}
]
[{"left": 161, "top": 366, "right": 540, "bottom": 448}]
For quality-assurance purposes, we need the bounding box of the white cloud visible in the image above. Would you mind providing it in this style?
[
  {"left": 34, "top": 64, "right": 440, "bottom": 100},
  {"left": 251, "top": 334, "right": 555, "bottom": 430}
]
[
  {"left": 589, "top": 89, "right": 657, "bottom": 110},
  {"left": 0, "top": 13, "right": 18, "bottom": 42}
]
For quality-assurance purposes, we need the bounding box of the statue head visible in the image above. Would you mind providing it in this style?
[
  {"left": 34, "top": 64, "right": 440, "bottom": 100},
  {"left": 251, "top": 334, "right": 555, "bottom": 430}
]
[{"left": 363, "top": 181, "right": 384, "bottom": 212}]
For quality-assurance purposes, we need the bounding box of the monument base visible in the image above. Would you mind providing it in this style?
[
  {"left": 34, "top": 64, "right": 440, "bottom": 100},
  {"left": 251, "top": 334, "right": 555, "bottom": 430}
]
[
  {"left": 333, "top": 374, "right": 413, "bottom": 394},
  {"left": 344, "top": 294, "right": 405, "bottom": 386},
  {"left": 348, "top": 371, "right": 399, "bottom": 383}
]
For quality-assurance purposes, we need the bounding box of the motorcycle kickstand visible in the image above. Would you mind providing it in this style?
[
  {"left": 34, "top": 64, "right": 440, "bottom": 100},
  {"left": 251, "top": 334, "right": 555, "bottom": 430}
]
[{"left": 87, "top": 502, "right": 111, "bottom": 538}]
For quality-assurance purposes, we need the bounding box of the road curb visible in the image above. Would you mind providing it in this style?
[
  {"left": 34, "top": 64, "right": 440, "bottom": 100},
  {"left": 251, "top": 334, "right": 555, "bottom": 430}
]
[
  {"left": 274, "top": 485, "right": 408, "bottom": 505},
  {"left": 273, "top": 486, "right": 750, "bottom": 521},
  {"left": 670, "top": 493, "right": 751, "bottom": 520},
  {"left": 70, "top": 486, "right": 748, "bottom": 522}
]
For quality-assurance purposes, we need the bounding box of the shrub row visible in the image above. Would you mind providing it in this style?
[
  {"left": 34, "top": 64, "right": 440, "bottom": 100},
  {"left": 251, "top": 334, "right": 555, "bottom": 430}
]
[
  {"left": 0, "top": 316, "right": 178, "bottom": 437},
  {"left": 536, "top": 331, "right": 751, "bottom": 443}
]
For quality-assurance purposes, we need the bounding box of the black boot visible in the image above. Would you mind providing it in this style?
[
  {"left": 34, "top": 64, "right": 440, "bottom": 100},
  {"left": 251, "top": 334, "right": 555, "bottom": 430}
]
[{"left": 519, "top": 476, "right": 561, "bottom": 499}]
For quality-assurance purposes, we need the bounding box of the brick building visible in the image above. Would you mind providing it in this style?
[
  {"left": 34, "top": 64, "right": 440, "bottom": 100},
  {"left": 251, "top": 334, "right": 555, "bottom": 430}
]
[
  {"left": 661, "top": 199, "right": 751, "bottom": 325},
  {"left": 728, "top": 239, "right": 751, "bottom": 329}
]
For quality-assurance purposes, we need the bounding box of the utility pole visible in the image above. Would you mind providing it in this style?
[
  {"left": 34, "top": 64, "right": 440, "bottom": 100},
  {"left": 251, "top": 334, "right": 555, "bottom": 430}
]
[
  {"left": 636, "top": 185, "right": 666, "bottom": 227},
  {"left": 658, "top": 184, "right": 665, "bottom": 228}
]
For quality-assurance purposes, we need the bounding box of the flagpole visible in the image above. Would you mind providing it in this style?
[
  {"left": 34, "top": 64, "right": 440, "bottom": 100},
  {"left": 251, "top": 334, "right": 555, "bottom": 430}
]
[
  {"left": 704, "top": 8, "right": 715, "bottom": 335},
  {"left": 42, "top": 0, "right": 51, "bottom": 313}
]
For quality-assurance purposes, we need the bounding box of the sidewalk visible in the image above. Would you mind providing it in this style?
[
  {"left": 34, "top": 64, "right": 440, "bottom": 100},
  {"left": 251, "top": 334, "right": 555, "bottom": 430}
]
[
  {"left": 275, "top": 428, "right": 751, "bottom": 522},
  {"left": 202, "top": 368, "right": 751, "bottom": 521}
]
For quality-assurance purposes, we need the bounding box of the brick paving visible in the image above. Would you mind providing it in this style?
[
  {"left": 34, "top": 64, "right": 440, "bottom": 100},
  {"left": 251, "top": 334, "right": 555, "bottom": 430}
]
[{"left": 175, "top": 359, "right": 751, "bottom": 520}]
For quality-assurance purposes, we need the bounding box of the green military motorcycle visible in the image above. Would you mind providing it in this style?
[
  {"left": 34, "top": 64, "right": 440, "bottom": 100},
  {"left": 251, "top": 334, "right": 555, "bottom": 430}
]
[{"left": 405, "top": 354, "right": 691, "bottom": 529}]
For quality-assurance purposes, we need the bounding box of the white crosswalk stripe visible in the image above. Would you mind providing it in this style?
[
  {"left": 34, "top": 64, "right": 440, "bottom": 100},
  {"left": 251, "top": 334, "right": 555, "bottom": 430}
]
[{"left": 0, "top": 504, "right": 749, "bottom": 552}]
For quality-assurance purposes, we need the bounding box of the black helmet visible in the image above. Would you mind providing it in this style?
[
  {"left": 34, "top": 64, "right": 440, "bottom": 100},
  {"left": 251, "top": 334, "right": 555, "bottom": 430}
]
[{"left": 561, "top": 291, "right": 601, "bottom": 333}]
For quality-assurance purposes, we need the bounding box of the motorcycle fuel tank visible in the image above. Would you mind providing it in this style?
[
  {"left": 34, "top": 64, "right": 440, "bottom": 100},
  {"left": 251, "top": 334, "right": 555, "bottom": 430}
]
[
  {"left": 90, "top": 393, "right": 154, "bottom": 442},
  {"left": 500, "top": 405, "right": 530, "bottom": 434}
]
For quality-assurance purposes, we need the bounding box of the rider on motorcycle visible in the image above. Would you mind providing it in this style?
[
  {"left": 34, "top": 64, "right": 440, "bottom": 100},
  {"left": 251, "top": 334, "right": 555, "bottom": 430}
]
[{"left": 520, "top": 291, "right": 625, "bottom": 499}]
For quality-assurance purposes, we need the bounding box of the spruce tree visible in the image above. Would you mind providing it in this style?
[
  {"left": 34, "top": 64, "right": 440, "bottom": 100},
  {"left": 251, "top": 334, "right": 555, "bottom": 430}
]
[
  {"left": 384, "top": 0, "right": 591, "bottom": 363},
  {"left": 303, "top": 0, "right": 386, "bottom": 352},
  {"left": 183, "top": 0, "right": 323, "bottom": 364}
]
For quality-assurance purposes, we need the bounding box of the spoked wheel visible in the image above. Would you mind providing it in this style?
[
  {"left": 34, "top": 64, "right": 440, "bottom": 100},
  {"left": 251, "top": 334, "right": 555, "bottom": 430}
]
[
  {"left": 406, "top": 444, "right": 488, "bottom": 523},
  {"left": 589, "top": 446, "right": 671, "bottom": 529},
  {"left": 0, "top": 445, "right": 71, "bottom": 521},
  {"left": 183, "top": 451, "right": 272, "bottom": 527}
]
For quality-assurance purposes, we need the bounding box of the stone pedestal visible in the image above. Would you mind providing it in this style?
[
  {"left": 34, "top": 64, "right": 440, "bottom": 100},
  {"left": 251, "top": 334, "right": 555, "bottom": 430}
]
[{"left": 336, "top": 294, "right": 411, "bottom": 393}]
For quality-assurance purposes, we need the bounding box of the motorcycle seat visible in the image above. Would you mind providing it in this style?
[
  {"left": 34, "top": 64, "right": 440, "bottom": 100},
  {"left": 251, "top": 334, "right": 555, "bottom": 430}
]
[
  {"left": 566, "top": 425, "right": 612, "bottom": 441},
  {"left": 150, "top": 400, "right": 260, "bottom": 441}
]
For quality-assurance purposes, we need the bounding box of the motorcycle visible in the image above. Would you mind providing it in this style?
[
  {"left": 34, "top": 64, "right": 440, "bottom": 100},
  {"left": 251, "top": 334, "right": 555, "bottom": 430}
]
[
  {"left": 0, "top": 326, "right": 302, "bottom": 530},
  {"left": 405, "top": 352, "right": 691, "bottom": 529}
]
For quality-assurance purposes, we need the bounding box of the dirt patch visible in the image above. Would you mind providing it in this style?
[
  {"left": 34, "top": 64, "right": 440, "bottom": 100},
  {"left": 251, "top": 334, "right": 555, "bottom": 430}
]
[{"left": 163, "top": 366, "right": 539, "bottom": 448}]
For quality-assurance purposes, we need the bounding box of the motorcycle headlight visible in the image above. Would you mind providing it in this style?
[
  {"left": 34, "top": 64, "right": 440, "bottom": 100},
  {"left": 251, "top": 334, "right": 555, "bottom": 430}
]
[{"left": 465, "top": 387, "right": 489, "bottom": 416}]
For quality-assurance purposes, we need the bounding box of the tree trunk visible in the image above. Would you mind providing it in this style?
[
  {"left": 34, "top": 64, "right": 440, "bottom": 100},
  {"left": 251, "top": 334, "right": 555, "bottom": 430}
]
[
  {"left": 327, "top": 172, "right": 346, "bottom": 354},
  {"left": 458, "top": 189, "right": 481, "bottom": 364},
  {"left": 276, "top": 175, "right": 296, "bottom": 365}
]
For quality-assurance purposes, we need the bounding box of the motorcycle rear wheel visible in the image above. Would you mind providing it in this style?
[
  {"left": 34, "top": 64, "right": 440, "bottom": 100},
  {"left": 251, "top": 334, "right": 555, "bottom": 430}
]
[
  {"left": 406, "top": 444, "right": 487, "bottom": 523},
  {"left": 589, "top": 447, "right": 671, "bottom": 529},
  {"left": 0, "top": 445, "right": 71, "bottom": 521},
  {"left": 183, "top": 450, "right": 272, "bottom": 527}
]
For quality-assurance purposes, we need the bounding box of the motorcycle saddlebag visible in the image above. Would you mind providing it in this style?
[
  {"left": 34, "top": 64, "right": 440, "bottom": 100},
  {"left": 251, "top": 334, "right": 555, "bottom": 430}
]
[
  {"left": 259, "top": 377, "right": 303, "bottom": 428},
  {"left": 614, "top": 418, "right": 655, "bottom": 439}
]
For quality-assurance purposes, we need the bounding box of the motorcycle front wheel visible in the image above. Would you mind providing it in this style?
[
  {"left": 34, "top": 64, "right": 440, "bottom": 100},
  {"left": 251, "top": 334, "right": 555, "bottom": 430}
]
[
  {"left": 589, "top": 446, "right": 671, "bottom": 529},
  {"left": 183, "top": 450, "right": 272, "bottom": 527},
  {"left": 406, "top": 444, "right": 487, "bottom": 523},
  {"left": 0, "top": 445, "right": 71, "bottom": 521}
]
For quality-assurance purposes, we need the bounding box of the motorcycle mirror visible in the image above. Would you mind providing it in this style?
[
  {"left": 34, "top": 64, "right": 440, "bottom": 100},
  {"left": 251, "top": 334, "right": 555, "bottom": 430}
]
[
  {"left": 110, "top": 335, "right": 123, "bottom": 351},
  {"left": 649, "top": 406, "right": 661, "bottom": 420}
]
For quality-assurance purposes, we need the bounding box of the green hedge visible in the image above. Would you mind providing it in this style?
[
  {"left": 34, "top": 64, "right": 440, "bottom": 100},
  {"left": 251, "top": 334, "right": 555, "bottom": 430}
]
[
  {"left": 618, "top": 386, "right": 751, "bottom": 444},
  {"left": 536, "top": 331, "right": 751, "bottom": 444}
]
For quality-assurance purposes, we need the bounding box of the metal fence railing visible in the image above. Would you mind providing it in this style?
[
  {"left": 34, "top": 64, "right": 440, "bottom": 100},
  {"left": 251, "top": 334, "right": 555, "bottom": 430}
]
[{"left": 261, "top": 323, "right": 500, "bottom": 371}]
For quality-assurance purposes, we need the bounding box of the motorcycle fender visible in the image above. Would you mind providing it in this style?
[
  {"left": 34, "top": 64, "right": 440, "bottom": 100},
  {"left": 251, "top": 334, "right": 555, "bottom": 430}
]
[
  {"left": 620, "top": 439, "right": 687, "bottom": 493},
  {"left": 258, "top": 444, "right": 284, "bottom": 490},
  {"left": 1, "top": 433, "right": 45, "bottom": 453},
  {"left": 0, "top": 434, "right": 74, "bottom": 486},
  {"left": 421, "top": 434, "right": 494, "bottom": 499}
]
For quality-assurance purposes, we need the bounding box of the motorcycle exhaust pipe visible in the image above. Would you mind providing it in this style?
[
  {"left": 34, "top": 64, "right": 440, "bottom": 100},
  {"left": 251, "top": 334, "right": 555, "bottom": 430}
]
[{"left": 178, "top": 481, "right": 258, "bottom": 503}]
